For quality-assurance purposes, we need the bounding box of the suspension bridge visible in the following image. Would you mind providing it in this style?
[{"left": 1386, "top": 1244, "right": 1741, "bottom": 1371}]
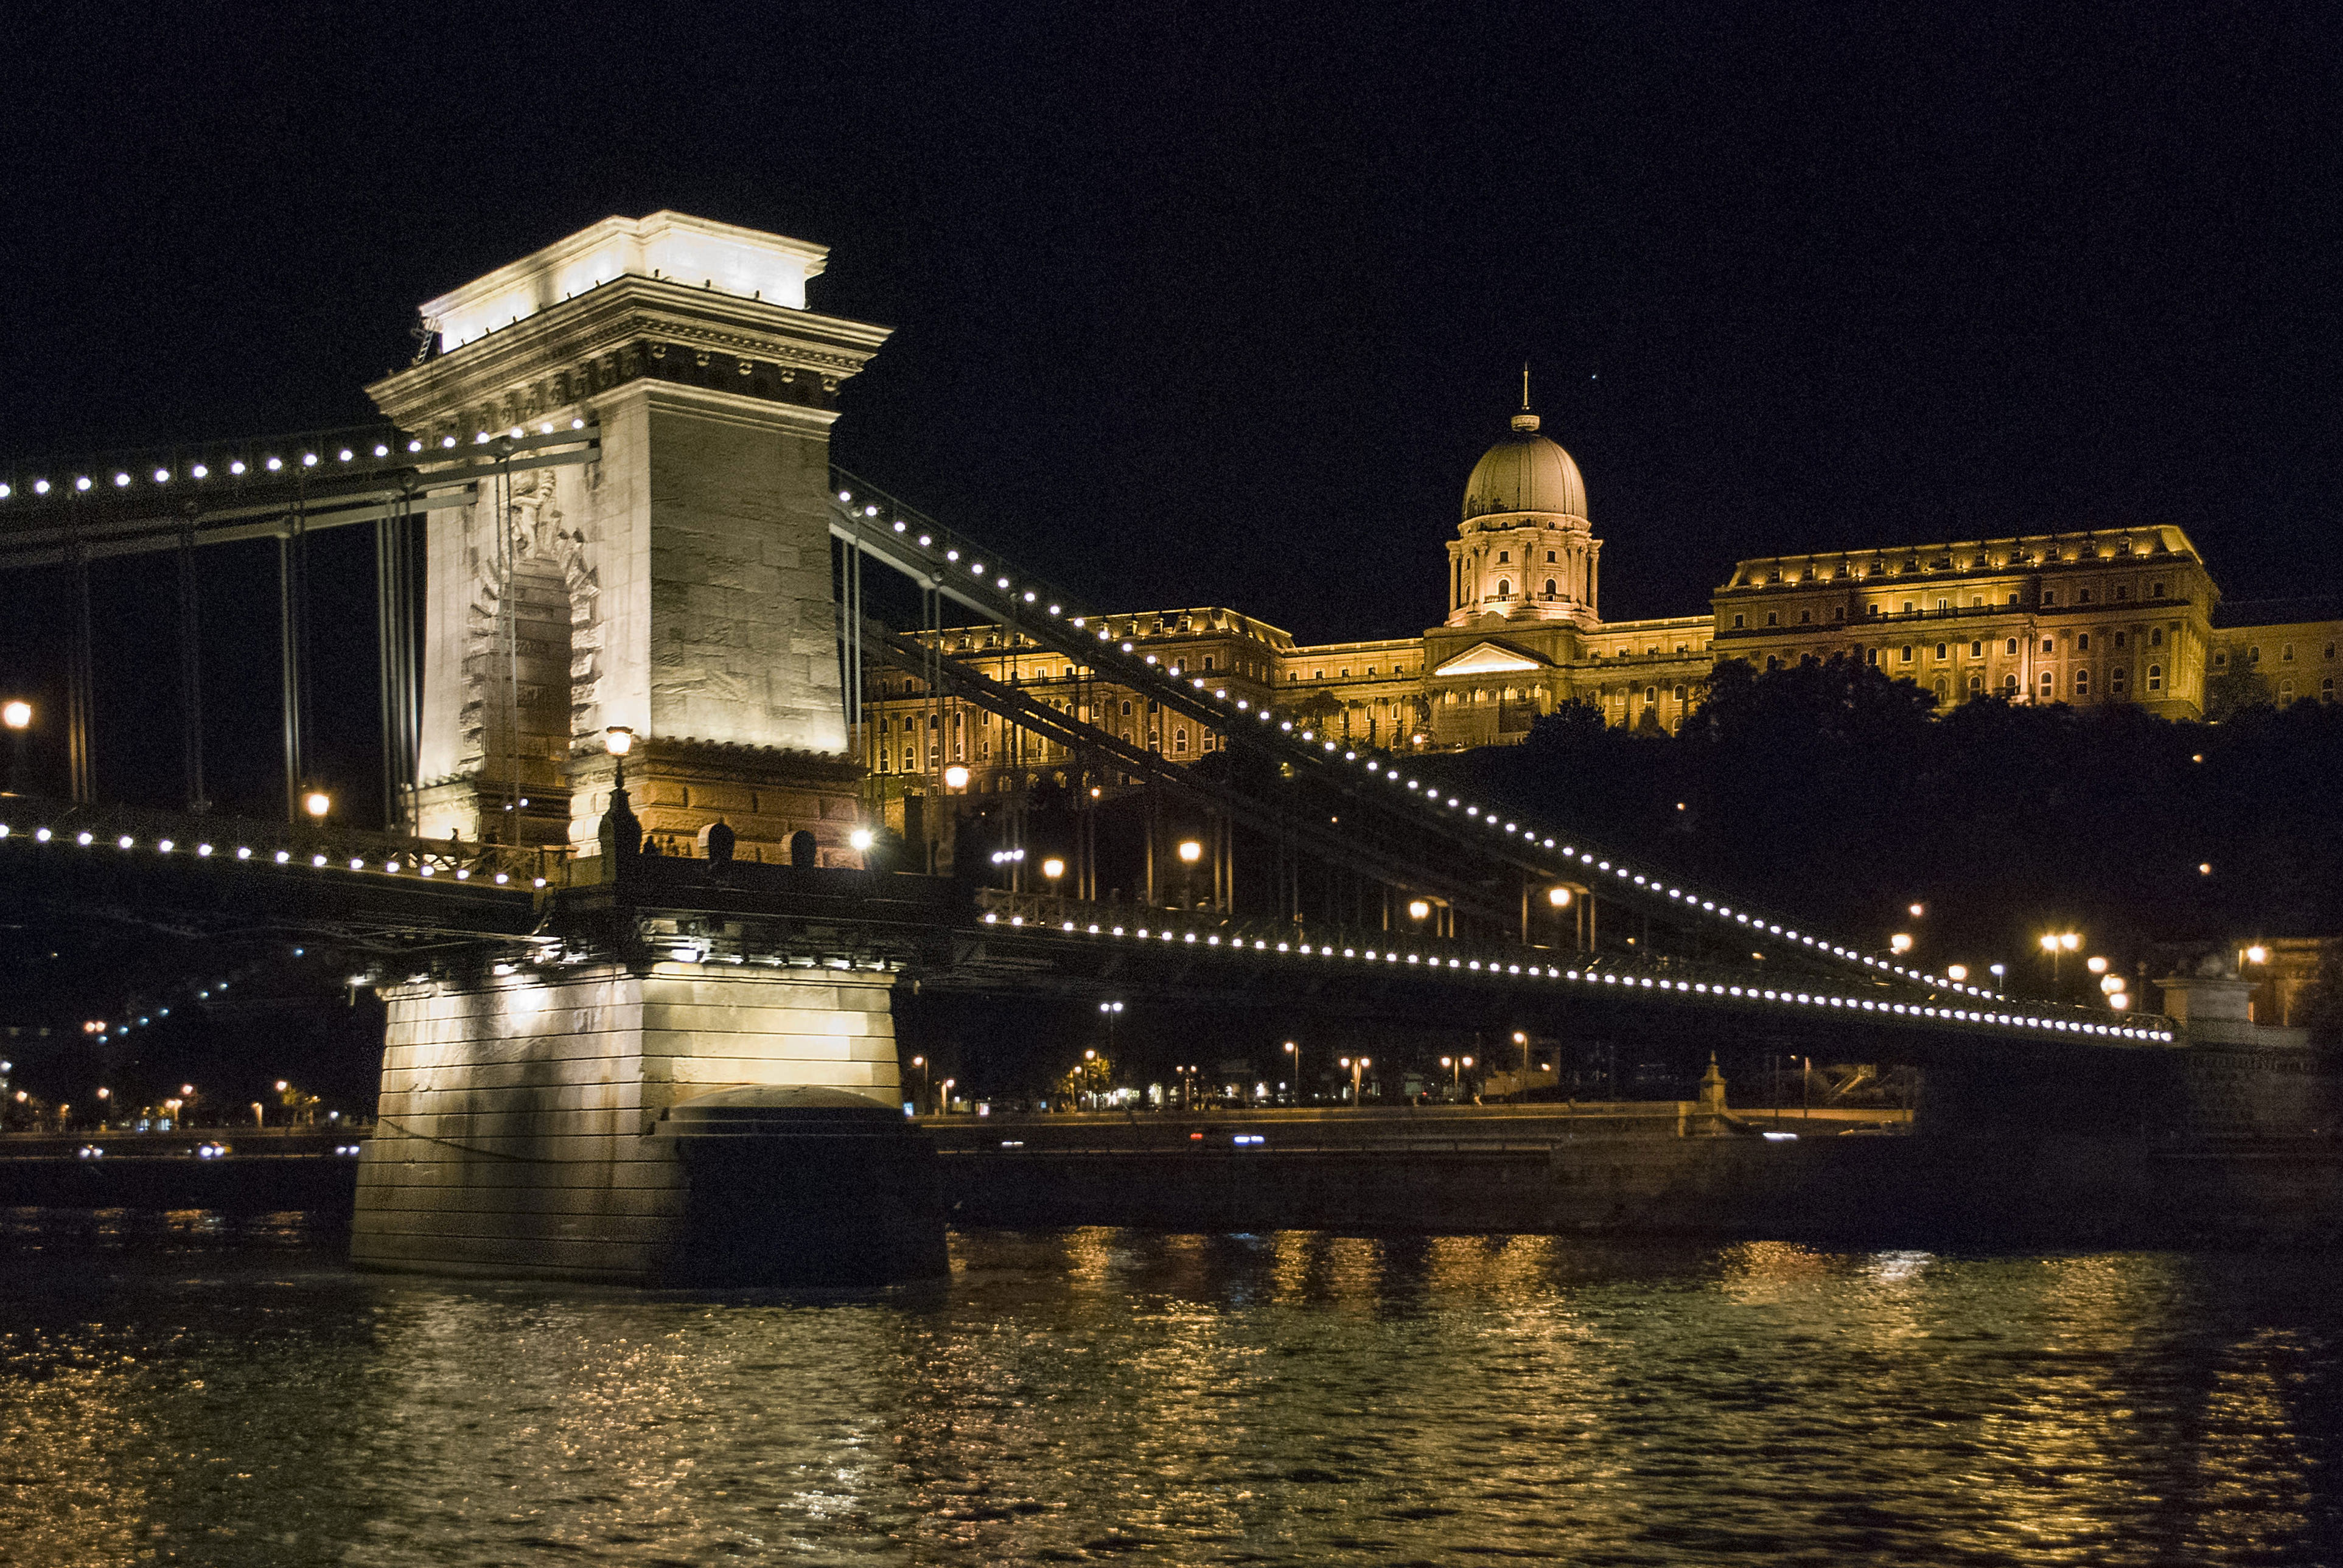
[{"left": 0, "top": 211, "right": 2188, "bottom": 1285}]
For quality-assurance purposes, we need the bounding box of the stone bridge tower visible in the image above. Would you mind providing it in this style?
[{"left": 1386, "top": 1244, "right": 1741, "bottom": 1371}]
[{"left": 366, "top": 211, "right": 889, "bottom": 863}]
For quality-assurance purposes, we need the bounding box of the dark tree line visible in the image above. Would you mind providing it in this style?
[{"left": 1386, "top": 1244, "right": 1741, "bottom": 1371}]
[{"left": 1426, "top": 656, "right": 2343, "bottom": 995}]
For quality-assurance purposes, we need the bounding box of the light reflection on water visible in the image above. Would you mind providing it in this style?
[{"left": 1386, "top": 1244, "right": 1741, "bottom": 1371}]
[{"left": 1, "top": 1211, "right": 2338, "bottom": 1565}]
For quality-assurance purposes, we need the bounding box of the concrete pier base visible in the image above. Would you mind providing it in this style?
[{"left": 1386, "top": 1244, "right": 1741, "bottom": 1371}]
[{"left": 351, "top": 963, "right": 942, "bottom": 1285}]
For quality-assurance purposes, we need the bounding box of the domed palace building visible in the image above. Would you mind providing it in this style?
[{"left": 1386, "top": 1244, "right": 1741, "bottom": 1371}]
[{"left": 861, "top": 404, "right": 2339, "bottom": 795}]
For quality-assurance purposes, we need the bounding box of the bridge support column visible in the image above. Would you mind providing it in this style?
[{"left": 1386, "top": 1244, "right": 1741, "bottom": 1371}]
[{"left": 352, "top": 962, "right": 943, "bottom": 1286}]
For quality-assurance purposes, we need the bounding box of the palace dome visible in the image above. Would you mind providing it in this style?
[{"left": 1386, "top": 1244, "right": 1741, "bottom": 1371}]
[{"left": 1462, "top": 412, "right": 1587, "bottom": 521}]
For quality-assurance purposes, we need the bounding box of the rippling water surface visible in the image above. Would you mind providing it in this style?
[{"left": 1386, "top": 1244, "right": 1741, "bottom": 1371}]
[{"left": 2, "top": 1210, "right": 2339, "bottom": 1566}]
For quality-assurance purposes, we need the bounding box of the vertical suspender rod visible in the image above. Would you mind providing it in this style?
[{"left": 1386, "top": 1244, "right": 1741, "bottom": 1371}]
[{"left": 178, "top": 517, "right": 206, "bottom": 812}]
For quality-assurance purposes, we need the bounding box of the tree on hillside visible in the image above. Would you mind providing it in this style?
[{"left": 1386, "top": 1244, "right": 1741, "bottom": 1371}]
[{"left": 2204, "top": 664, "right": 2276, "bottom": 722}]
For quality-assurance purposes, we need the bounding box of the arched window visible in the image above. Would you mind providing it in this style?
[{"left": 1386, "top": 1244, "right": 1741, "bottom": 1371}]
[
  {"left": 1496, "top": 579, "right": 1511, "bottom": 597},
  {"left": 1899, "top": 646, "right": 1914, "bottom": 664},
  {"left": 2077, "top": 632, "right": 2090, "bottom": 652},
  {"left": 1933, "top": 677, "right": 1950, "bottom": 700},
  {"left": 1673, "top": 685, "right": 1687, "bottom": 701},
  {"left": 2151, "top": 628, "right": 2164, "bottom": 646},
  {"left": 1935, "top": 642, "right": 1949, "bottom": 661},
  {"left": 2213, "top": 650, "right": 2229, "bottom": 669},
  {"left": 1645, "top": 685, "right": 1658, "bottom": 703},
  {"left": 1765, "top": 656, "right": 1782, "bottom": 672},
  {"left": 2039, "top": 671, "right": 2055, "bottom": 697},
  {"left": 1544, "top": 578, "right": 1557, "bottom": 598},
  {"left": 2003, "top": 674, "right": 2019, "bottom": 695},
  {"left": 1968, "top": 674, "right": 1983, "bottom": 694},
  {"left": 2111, "top": 668, "right": 2128, "bottom": 697},
  {"left": 1497, "top": 550, "right": 1510, "bottom": 563},
  {"left": 2075, "top": 669, "right": 2091, "bottom": 696},
  {"left": 2006, "top": 638, "right": 2019, "bottom": 655},
  {"left": 2146, "top": 664, "right": 2163, "bottom": 691}
]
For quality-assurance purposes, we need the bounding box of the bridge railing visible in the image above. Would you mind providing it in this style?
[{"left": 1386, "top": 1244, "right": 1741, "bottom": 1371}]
[
  {"left": 0, "top": 794, "right": 566, "bottom": 891},
  {"left": 967, "top": 887, "right": 2179, "bottom": 1045}
]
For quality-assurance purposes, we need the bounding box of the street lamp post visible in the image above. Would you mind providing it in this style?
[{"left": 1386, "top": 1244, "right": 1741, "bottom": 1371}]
[
  {"left": 1512, "top": 1031, "right": 1529, "bottom": 1099},
  {"left": 2, "top": 698, "right": 29, "bottom": 795},
  {"left": 1098, "top": 1000, "right": 1122, "bottom": 1060},
  {"left": 1441, "top": 1054, "right": 1475, "bottom": 1102},
  {"left": 1282, "top": 1040, "right": 1297, "bottom": 1104},
  {"left": 1339, "top": 1054, "right": 1371, "bottom": 1104},
  {"left": 907, "top": 1054, "right": 927, "bottom": 1115},
  {"left": 2040, "top": 930, "right": 2080, "bottom": 993}
]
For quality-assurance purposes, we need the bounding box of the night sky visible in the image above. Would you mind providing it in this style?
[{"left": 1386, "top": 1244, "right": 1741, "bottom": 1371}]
[{"left": 5, "top": 1, "right": 2340, "bottom": 653}]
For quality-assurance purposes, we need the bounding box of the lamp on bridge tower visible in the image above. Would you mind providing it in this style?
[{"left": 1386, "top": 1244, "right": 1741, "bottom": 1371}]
[{"left": 598, "top": 725, "right": 640, "bottom": 864}]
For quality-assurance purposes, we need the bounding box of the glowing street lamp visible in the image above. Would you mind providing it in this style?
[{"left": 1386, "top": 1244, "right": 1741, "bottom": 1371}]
[
  {"left": 1041, "top": 855, "right": 1066, "bottom": 885},
  {"left": 1339, "top": 1054, "right": 1371, "bottom": 1104},
  {"left": 1282, "top": 1039, "right": 1297, "bottom": 1102},
  {"left": 1946, "top": 964, "right": 1969, "bottom": 981},
  {"left": 1407, "top": 899, "right": 1431, "bottom": 922},
  {"left": 2244, "top": 944, "right": 2269, "bottom": 965},
  {"left": 849, "top": 826, "right": 876, "bottom": 852},
  {"left": 943, "top": 764, "right": 970, "bottom": 791},
  {"left": 1175, "top": 839, "right": 1203, "bottom": 864},
  {"left": 2086, "top": 955, "right": 2109, "bottom": 975},
  {"left": 1890, "top": 933, "right": 1914, "bottom": 954},
  {"left": 2041, "top": 931, "right": 2081, "bottom": 989},
  {"left": 302, "top": 790, "right": 331, "bottom": 821},
  {"left": 1548, "top": 886, "right": 1572, "bottom": 907},
  {"left": 1, "top": 699, "right": 29, "bottom": 730}
]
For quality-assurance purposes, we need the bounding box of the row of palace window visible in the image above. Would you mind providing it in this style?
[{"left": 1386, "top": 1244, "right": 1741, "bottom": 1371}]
[
  {"left": 2213, "top": 639, "right": 2338, "bottom": 668},
  {"left": 1737, "top": 585, "right": 2174, "bottom": 630},
  {"left": 1762, "top": 647, "right": 2174, "bottom": 698}
]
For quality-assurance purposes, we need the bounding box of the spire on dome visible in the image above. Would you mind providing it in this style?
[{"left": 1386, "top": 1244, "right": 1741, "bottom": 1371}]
[{"left": 1514, "top": 363, "right": 1538, "bottom": 432}]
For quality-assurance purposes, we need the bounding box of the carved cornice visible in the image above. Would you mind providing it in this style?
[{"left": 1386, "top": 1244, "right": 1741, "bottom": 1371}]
[{"left": 367, "top": 276, "right": 892, "bottom": 434}]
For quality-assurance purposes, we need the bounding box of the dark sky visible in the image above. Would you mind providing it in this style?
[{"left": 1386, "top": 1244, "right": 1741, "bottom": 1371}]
[{"left": 5, "top": 0, "right": 2341, "bottom": 649}]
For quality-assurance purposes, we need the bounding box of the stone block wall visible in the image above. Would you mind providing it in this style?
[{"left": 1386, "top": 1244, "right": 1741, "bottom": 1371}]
[{"left": 352, "top": 964, "right": 901, "bottom": 1283}]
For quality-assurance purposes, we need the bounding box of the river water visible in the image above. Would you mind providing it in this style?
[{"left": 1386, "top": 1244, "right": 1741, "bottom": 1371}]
[{"left": 2, "top": 1211, "right": 2339, "bottom": 1566}]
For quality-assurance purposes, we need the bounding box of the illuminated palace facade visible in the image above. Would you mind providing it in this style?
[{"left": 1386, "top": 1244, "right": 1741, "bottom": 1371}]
[{"left": 862, "top": 408, "right": 2340, "bottom": 792}]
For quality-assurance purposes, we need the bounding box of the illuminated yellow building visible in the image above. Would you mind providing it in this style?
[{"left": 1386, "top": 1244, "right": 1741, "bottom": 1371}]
[{"left": 863, "top": 405, "right": 2340, "bottom": 793}]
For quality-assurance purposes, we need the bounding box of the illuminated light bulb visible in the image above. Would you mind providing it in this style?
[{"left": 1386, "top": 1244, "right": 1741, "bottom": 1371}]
[
  {"left": 114, "top": 473, "right": 130, "bottom": 487},
  {"left": 408, "top": 440, "right": 422, "bottom": 453},
  {"left": 2245, "top": 944, "right": 2269, "bottom": 964},
  {"left": 190, "top": 464, "right": 208, "bottom": 478},
  {"left": 339, "top": 448, "right": 354, "bottom": 461},
  {"left": 76, "top": 476, "right": 92, "bottom": 490},
  {"left": 302, "top": 453, "right": 318, "bottom": 466},
  {"left": 850, "top": 827, "right": 875, "bottom": 851},
  {"left": 153, "top": 468, "right": 170, "bottom": 483},
  {"left": 377, "top": 444, "right": 392, "bottom": 456},
  {"left": 266, "top": 457, "right": 282, "bottom": 472},
  {"left": 33, "top": 479, "right": 49, "bottom": 493}
]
